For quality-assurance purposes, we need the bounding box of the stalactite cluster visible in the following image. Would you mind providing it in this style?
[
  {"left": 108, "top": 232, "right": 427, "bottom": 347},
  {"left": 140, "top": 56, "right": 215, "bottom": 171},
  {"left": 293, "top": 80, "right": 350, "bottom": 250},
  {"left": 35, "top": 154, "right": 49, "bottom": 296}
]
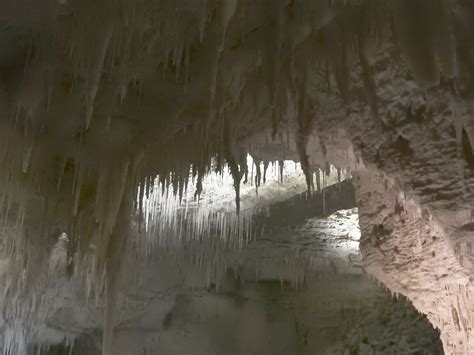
[{"left": 0, "top": 0, "right": 473, "bottom": 353}]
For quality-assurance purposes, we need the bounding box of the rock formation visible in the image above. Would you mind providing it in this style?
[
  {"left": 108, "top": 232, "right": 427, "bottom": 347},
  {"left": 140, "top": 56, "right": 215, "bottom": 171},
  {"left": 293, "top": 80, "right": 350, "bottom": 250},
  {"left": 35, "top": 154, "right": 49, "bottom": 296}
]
[{"left": 0, "top": 0, "right": 473, "bottom": 353}]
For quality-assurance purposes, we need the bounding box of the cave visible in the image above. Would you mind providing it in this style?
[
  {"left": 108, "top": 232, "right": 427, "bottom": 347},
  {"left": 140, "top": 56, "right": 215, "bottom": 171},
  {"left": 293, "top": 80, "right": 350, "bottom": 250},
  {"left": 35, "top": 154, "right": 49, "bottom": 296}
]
[{"left": 0, "top": 0, "right": 473, "bottom": 354}]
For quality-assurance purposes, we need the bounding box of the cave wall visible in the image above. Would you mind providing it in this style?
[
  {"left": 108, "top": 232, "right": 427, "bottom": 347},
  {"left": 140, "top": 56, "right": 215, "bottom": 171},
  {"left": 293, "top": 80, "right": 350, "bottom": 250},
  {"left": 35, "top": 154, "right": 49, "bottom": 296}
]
[{"left": 355, "top": 167, "right": 473, "bottom": 354}]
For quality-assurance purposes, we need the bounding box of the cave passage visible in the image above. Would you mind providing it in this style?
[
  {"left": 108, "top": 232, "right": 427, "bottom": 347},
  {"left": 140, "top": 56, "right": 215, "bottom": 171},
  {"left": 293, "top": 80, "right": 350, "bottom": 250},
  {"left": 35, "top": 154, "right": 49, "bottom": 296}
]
[{"left": 11, "top": 172, "right": 443, "bottom": 355}]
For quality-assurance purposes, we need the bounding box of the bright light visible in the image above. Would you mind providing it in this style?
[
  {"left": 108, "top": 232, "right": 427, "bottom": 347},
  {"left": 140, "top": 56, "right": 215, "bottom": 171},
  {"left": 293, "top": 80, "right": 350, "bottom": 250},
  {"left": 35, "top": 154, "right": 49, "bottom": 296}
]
[{"left": 136, "top": 155, "right": 351, "bottom": 251}]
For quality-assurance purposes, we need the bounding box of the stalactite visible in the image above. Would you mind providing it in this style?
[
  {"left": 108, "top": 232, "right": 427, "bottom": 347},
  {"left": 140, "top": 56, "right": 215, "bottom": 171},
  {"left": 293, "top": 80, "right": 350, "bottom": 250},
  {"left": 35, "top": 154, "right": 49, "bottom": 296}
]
[
  {"left": 208, "top": 52, "right": 220, "bottom": 122},
  {"left": 279, "top": 160, "right": 284, "bottom": 183},
  {"left": 132, "top": 150, "right": 327, "bottom": 258},
  {"left": 316, "top": 168, "right": 321, "bottom": 192},
  {"left": 221, "top": 121, "right": 242, "bottom": 212},
  {"left": 254, "top": 158, "right": 262, "bottom": 189},
  {"left": 325, "top": 21, "right": 350, "bottom": 105},
  {"left": 102, "top": 180, "right": 133, "bottom": 355},
  {"left": 239, "top": 152, "right": 248, "bottom": 184},
  {"left": 85, "top": 23, "right": 114, "bottom": 131},
  {"left": 194, "top": 170, "right": 204, "bottom": 201},
  {"left": 322, "top": 172, "right": 326, "bottom": 215},
  {"left": 199, "top": 0, "right": 208, "bottom": 42},
  {"left": 432, "top": 0, "right": 458, "bottom": 78},
  {"left": 295, "top": 79, "right": 314, "bottom": 193},
  {"left": 357, "top": 23, "right": 380, "bottom": 129},
  {"left": 219, "top": 0, "right": 239, "bottom": 52},
  {"left": 337, "top": 167, "right": 342, "bottom": 189},
  {"left": 392, "top": 0, "right": 439, "bottom": 88},
  {"left": 263, "top": 161, "right": 270, "bottom": 184}
]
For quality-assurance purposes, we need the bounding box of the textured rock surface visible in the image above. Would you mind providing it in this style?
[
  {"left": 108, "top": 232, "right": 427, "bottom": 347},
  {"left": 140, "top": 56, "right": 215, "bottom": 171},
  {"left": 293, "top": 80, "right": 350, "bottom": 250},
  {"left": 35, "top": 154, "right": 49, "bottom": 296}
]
[
  {"left": 346, "top": 27, "right": 474, "bottom": 353},
  {"left": 324, "top": 296, "right": 443, "bottom": 355},
  {"left": 355, "top": 168, "right": 473, "bottom": 354}
]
